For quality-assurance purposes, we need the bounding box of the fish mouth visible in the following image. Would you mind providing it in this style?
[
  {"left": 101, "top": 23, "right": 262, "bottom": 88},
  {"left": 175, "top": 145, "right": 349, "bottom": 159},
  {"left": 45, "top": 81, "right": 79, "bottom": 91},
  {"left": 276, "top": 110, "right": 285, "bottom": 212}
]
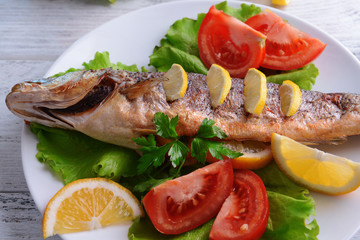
[
  {"left": 6, "top": 69, "right": 118, "bottom": 128},
  {"left": 53, "top": 84, "right": 114, "bottom": 114}
]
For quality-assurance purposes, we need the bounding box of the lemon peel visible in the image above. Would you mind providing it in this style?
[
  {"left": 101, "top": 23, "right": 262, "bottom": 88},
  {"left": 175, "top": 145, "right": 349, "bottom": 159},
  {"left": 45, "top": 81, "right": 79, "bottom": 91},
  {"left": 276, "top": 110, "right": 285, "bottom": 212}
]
[
  {"left": 43, "top": 178, "right": 143, "bottom": 238},
  {"left": 244, "top": 68, "right": 267, "bottom": 114},
  {"left": 271, "top": 133, "right": 360, "bottom": 195},
  {"left": 279, "top": 80, "right": 302, "bottom": 116},
  {"left": 206, "top": 64, "right": 232, "bottom": 108},
  {"left": 163, "top": 63, "right": 188, "bottom": 101}
]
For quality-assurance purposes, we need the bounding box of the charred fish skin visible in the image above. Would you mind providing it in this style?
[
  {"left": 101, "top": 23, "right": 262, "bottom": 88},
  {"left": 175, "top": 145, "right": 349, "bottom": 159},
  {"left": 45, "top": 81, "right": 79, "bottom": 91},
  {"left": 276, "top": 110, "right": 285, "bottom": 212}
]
[{"left": 5, "top": 68, "right": 360, "bottom": 149}]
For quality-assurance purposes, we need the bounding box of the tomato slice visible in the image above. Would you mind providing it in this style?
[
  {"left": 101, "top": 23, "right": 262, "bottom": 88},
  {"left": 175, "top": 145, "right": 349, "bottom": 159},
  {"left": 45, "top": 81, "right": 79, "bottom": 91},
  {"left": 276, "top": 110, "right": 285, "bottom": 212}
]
[
  {"left": 245, "top": 9, "right": 326, "bottom": 70},
  {"left": 209, "top": 169, "right": 269, "bottom": 240},
  {"left": 198, "top": 6, "right": 266, "bottom": 78},
  {"left": 142, "top": 160, "right": 234, "bottom": 235}
]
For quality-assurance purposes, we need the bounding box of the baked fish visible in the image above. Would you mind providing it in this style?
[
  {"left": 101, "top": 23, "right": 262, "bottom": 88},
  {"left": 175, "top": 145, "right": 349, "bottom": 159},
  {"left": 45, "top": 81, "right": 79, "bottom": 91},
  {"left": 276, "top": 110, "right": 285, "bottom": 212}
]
[{"left": 6, "top": 68, "right": 360, "bottom": 149}]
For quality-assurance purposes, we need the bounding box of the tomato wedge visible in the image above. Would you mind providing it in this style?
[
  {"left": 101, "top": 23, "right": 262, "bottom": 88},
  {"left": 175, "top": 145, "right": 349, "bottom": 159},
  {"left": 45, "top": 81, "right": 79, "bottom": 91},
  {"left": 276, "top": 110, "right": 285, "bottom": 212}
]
[
  {"left": 209, "top": 169, "right": 269, "bottom": 240},
  {"left": 142, "top": 160, "right": 233, "bottom": 235},
  {"left": 245, "top": 9, "right": 326, "bottom": 70},
  {"left": 198, "top": 6, "right": 266, "bottom": 78}
]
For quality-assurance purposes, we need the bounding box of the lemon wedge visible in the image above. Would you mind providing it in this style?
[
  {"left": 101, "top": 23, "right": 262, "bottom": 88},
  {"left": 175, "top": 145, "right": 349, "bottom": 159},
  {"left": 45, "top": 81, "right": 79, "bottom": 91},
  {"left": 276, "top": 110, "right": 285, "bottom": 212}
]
[
  {"left": 43, "top": 178, "right": 143, "bottom": 238},
  {"left": 279, "top": 80, "right": 302, "bottom": 116},
  {"left": 272, "top": 0, "right": 291, "bottom": 6},
  {"left": 271, "top": 133, "right": 360, "bottom": 195},
  {"left": 163, "top": 64, "right": 188, "bottom": 101},
  {"left": 225, "top": 141, "right": 273, "bottom": 169},
  {"left": 206, "top": 64, "right": 232, "bottom": 108},
  {"left": 244, "top": 68, "right": 267, "bottom": 114}
]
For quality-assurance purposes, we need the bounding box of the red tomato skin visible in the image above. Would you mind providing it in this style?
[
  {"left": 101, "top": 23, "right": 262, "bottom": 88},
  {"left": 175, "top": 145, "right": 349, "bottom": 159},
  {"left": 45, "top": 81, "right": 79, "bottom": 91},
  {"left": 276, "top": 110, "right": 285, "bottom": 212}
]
[
  {"left": 198, "top": 6, "right": 266, "bottom": 78},
  {"left": 142, "top": 160, "right": 234, "bottom": 235},
  {"left": 246, "top": 9, "right": 326, "bottom": 70},
  {"left": 209, "top": 169, "right": 269, "bottom": 240}
]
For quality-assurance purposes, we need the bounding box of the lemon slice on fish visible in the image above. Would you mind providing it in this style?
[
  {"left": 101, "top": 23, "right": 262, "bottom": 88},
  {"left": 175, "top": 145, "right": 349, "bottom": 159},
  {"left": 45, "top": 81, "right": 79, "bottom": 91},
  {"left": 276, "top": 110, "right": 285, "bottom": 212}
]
[
  {"left": 42, "top": 178, "right": 143, "bottom": 238},
  {"left": 272, "top": 0, "right": 291, "bottom": 6},
  {"left": 244, "top": 68, "right": 267, "bottom": 114},
  {"left": 279, "top": 80, "right": 302, "bottom": 116},
  {"left": 271, "top": 133, "right": 360, "bottom": 195},
  {"left": 206, "top": 64, "right": 232, "bottom": 108},
  {"left": 163, "top": 64, "right": 188, "bottom": 101},
  {"left": 225, "top": 141, "right": 273, "bottom": 169},
  {"left": 207, "top": 141, "right": 273, "bottom": 170}
]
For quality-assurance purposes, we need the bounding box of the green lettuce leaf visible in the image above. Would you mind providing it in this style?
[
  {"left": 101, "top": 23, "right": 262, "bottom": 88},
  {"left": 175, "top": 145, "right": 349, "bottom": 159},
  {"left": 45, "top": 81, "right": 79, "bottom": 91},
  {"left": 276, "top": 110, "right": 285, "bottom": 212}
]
[
  {"left": 30, "top": 122, "right": 139, "bottom": 184},
  {"left": 53, "top": 51, "right": 139, "bottom": 77},
  {"left": 128, "top": 217, "right": 214, "bottom": 240},
  {"left": 160, "top": 17, "right": 204, "bottom": 57},
  {"left": 215, "top": 1, "right": 262, "bottom": 22},
  {"left": 255, "top": 162, "right": 319, "bottom": 240},
  {"left": 82, "top": 51, "right": 139, "bottom": 71},
  {"left": 266, "top": 64, "right": 319, "bottom": 90},
  {"left": 150, "top": 46, "right": 208, "bottom": 74}
]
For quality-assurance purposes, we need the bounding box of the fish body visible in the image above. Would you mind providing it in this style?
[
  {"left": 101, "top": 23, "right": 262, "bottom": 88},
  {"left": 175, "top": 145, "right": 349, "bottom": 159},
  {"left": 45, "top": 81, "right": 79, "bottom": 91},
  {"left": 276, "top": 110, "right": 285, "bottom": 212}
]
[{"left": 6, "top": 68, "right": 360, "bottom": 149}]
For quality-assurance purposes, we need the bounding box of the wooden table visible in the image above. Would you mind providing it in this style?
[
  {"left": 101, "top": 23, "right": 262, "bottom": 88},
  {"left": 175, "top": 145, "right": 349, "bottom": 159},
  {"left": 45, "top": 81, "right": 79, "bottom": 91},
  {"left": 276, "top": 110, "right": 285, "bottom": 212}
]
[{"left": 1, "top": 0, "right": 359, "bottom": 239}]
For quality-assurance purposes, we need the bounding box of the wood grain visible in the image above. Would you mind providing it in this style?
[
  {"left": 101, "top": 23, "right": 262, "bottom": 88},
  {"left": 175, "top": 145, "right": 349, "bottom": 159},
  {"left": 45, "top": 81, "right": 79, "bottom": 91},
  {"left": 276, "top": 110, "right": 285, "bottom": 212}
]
[
  {"left": 1, "top": 0, "right": 360, "bottom": 239},
  {"left": 0, "top": 60, "right": 53, "bottom": 192},
  {"left": 0, "top": 193, "right": 60, "bottom": 240}
]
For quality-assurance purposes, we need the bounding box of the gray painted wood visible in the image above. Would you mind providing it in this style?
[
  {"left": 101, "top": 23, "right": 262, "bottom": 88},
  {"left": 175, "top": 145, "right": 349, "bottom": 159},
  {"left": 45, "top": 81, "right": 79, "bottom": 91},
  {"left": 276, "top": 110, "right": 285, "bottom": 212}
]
[
  {"left": 1, "top": 0, "right": 359, "bottom": 239},
  {"left": 0, "top": 193, "right": 59, "bottom": 240}
]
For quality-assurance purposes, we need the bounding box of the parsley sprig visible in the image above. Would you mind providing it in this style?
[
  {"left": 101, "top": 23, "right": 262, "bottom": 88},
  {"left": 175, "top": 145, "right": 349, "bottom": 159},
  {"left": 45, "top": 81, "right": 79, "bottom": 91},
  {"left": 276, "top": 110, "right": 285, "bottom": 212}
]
[{"left": 133, "top": 112, "right": 242, "bottom": 174}]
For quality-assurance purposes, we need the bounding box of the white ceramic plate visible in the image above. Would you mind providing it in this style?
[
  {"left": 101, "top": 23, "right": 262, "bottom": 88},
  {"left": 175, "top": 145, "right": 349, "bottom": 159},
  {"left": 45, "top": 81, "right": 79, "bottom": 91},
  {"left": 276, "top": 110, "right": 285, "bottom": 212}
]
[{"left": 21, "top": 1, "right": 360, "bottom": 240}]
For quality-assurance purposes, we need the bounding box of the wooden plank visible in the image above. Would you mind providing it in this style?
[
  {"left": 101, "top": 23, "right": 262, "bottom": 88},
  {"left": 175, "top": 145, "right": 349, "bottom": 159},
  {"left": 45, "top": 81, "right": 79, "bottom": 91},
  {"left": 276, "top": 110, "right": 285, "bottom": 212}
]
[
  {"left": 0, "top": 0, "right": 156, "bottom": 61},
  {"left": 0, "top": 0, "right": 359, "bottom": 61},
  {"left": 0, "top": 60, "right": 53, "bottom": 192},
  {"left": 0, "top": 192, "right": 61, "bottom": 240}
]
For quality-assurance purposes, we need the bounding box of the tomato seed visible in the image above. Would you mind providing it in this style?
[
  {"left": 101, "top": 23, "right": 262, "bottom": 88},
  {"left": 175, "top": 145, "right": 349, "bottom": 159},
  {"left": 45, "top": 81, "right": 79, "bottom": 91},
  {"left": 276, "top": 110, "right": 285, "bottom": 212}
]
[
  {"left": 240, "top": 223, "right": 248, "bottom": 231},
  {"left": 239, "top": 208, "right": 246, "bottom": 214}
]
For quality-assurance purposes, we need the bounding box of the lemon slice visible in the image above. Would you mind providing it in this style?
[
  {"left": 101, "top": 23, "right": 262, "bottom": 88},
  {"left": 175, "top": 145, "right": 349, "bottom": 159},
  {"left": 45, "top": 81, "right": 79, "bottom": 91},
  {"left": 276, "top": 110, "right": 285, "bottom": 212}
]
[
  {"left": 43, "top": 178, "right": 143, "bottom": 238},
  {"left": 206, "top": 141, "right": 272, "bottom": 169},
  {"left": 224, "top": 141, "right": 273, "bottom": 169},
  {"left": 272, "top": 0, "right": 291, "bottom": 6},
  {"left": 244, "top": 68, "right": 267, "bottom": 114},
  {"left": 279, "top": 80, "right": 302, "bottom": 116},
  {"left": 206, "top": 64, "right": 232, "bottom": 108},
  {"left": 271, "top": 133, "right": 360, "bottom": 195},
  {"left": 163, "top": 64, "right": 188, "bottom": 101}
]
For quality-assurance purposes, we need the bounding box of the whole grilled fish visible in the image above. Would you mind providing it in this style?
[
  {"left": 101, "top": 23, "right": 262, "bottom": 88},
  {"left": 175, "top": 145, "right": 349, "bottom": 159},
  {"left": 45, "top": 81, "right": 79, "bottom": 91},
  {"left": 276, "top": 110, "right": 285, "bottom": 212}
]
[{"left": 6, "top": 68, "right": 360, "bottom": 149}]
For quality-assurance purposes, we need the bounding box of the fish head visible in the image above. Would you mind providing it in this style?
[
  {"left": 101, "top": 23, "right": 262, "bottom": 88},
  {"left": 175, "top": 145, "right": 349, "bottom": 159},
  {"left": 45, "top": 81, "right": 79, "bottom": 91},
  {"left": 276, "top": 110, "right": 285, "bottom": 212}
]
[
  {"left": 5, "top": 69, "right": 126, "bottom": 129},
  {"left": 6, "top": 69, "right": 169, "bottom": 149}
]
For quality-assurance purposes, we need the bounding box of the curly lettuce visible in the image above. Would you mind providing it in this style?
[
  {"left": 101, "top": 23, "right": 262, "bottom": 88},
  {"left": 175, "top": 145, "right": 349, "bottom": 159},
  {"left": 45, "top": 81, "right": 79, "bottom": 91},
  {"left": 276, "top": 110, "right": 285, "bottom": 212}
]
[
  {"left": 30, "top": 123, "right": 139, "bottom": 184},
  {"left": 52, "top": 51, "right": 139, "bottom": 77},
  {"left": 266, "top": 63, "right": 319, "bottom": 90},
  {"left": 255, "top": 162, "right": 319, "bottom": 239}
]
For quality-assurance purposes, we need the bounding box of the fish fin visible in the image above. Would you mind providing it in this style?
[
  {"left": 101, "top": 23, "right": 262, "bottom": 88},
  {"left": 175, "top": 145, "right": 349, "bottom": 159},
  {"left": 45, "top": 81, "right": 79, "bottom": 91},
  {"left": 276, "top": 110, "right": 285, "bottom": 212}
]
[
  {"left": 121, "top": 77, "right": 167, "bottom": 100},
  {"left": 133, "top": 128, "right": 157, "bottom": 135}
]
